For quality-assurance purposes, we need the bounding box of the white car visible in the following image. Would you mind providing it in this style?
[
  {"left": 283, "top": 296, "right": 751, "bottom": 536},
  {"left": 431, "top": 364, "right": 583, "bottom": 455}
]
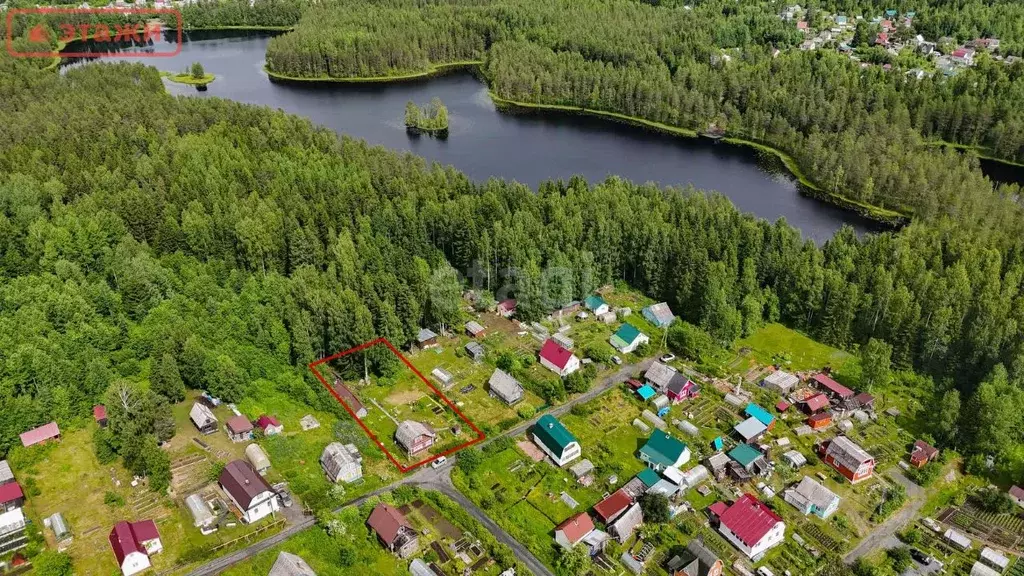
[
  {"left": 756, "top": 568, "right": 775, "bottom": 576},
  {"left": 660, "top": 354, "right": 676, "bottom": 363},
  {"left": 611, "top": 355, "right": 623, "bottom": 365},
  {"left": 431, "top": 456, "right": 447, "bottom": 469}
]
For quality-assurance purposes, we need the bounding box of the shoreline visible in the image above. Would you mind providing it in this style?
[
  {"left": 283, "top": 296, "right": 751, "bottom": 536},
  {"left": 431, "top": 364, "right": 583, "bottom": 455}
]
[
  {"left": 160, "top": 70, "right": 216, "bottom": 86},
  {"left": 264, "top": 61, "right": 483, "bottom": 84},
  {"left": 925, "top": 140, "right": 1024, "bottom": 170},
  {"left": 488, "top": 92, "right": 909, "bottom": 225}
]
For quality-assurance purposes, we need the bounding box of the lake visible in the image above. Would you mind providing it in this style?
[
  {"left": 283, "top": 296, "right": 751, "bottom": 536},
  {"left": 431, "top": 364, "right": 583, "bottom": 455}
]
[{"left": 66, "top": 31, "right": 891, "bottom": 241}]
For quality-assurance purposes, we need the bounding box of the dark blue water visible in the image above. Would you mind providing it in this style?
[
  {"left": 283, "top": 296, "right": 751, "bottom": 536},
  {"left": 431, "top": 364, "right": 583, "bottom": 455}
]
[{"left": 65, "top": 31, "right": 894, "bottom": 241}]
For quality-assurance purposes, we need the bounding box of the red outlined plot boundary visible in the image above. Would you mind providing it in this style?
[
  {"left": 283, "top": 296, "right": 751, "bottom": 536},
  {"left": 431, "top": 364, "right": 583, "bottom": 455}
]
[{"left": 308, "top": 338, "right": 485, "bottom": 473}]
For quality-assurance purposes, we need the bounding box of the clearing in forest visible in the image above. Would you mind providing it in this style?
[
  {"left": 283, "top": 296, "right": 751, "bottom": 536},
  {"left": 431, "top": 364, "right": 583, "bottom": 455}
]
[{"left": 309, "top": 338, "right": 485, "bottom": 472}]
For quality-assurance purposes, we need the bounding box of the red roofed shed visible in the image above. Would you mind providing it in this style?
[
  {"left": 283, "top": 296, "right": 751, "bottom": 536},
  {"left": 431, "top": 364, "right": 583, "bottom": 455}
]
[
  {"left": 94, "top": 405, "right": 108, "bottom": 427},
  {"left": 812, "top": 374, "right": 854, "bottom": 400},
  {"left": 593, "top": 489, "right": 632, "bottom": 523},
  {"left": 555, "top": 512, "right": 595, "bottom": 546},
  {"left": 0, "top": 482, "right": 24, "bottom": 509},
  {"left": 20, "top": 422, "right": 60, "bottom": 447},
  {"left": 802, "top": 394, "right": 829, "bottom": 414}
]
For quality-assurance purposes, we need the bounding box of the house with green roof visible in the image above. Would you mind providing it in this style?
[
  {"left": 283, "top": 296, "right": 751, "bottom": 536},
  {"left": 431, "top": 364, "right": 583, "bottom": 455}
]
[
  {"left": 636, "top": 468, "right": 661, "bottom": 488},
  {"left": 728, "top": 443, "right": 767, "bottom": 473},
  {"left": 583, "top": 295, "right": 609, "bottom": 316},
  {"left": 638, "top": 430, "right": 691, "bottom": 471},
  {"left": 610, "top": 323, "right": 650, "bottom": 354},
  {"left": 532, "top": 415, "right": 581, "bottom": 467}
]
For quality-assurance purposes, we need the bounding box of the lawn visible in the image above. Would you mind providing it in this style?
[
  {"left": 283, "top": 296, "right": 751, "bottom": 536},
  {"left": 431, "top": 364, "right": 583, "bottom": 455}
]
[
  {"left": 221, "top": 488, "right": 519, "bottom": 576},
  {"left": 734, "top": 323, "right": 855, "bottom": 373}
]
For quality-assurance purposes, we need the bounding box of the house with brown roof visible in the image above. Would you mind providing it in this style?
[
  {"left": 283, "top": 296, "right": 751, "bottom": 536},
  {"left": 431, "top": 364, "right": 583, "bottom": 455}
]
[
  {"left": 554, "top": 512, "right": 594, "bottom": 550},
  {"left": 226, "top": 415, "right": 254, "bottom": 443},
  {"left": 332, "top": 380, "right": 368, "bottom": 418},
  {"left": 367, "top": 503, "right": 419, "bottom": 558},
  {"left": 910, "top": 440, "right": 939, "bottom": 468},
  {"left": 801, "top": 393, "right": 829, "bottom": 414},
  {"left": 218, "top": 460, "right": 279, "bottom": 523},
  {"left": 821, "top": 436, "right": 875, "bottom": 484},
  {"left": 109, "top": 520, "right": 162, "bottom": 576},
  {"left": 19, "top": 422, "right": 60, "bottom": 448}
]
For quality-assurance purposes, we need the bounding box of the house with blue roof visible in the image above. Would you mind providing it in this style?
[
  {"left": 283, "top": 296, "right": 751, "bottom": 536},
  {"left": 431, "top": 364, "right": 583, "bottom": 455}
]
[
  {"left": 583, "top": 295, "right": 609, "bottom": 316},
  {"left": 532, "top": 415, "right": 581, "bottom": 466},
  {"left": 610, "top": 323, "right": 649, "bottom": 354},
  {"left": 745, "top": 403, "right": 776, "bottom": 430},
  {"left": 638, "top": 430, "right": 690, "bottom": 471}
]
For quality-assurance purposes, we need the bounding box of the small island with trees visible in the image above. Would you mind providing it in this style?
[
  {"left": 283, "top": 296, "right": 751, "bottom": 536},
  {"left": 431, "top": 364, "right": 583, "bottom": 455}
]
[
  {"left": 162, "top": 62, "right": 216, "bottom": 90},
  {"left": 404, "top": 97, "right": 449, "bottom": 137}
]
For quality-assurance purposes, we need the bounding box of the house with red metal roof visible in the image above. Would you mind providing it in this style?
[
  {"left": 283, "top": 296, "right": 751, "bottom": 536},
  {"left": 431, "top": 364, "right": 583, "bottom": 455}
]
[
  {"left": 593, "top": 489, "right": 633, "bottom": 523},
  {"left": 94, "top": 405, "right": 108, "bottom": 428},
  {"left": 554, "top": 511, "right": 595, "bottom": 550},
  {"left": 109, "top": 520, "right": 162, "bottom": 576},
  {"left": 811, "top": 374, "right": 854, "bottom": 400},
  {"left": 709, "top": 494, "right": 785, "bottom": 560},
  {"left": 19, "top": 422, "right": 60, "bottom": 448},
  {"left": 256, "top": 415, "right": 283, "bottom": 436},
  {"left": 218, "top": 460, "right": 280, "bottom": 523},
  {"left": 539, "top": 339, "right": 580, "bottom": 377},
  {"left": 0, "top": 483, "right": 24, "bottom": 513},
  {"left": 801, "top": 393, "right": 830, "bottom": 414}
]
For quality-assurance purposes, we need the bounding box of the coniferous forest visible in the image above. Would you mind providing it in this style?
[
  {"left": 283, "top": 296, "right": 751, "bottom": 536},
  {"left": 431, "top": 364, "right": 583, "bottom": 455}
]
[
  {"left": 0, "top": 41, "right": 1022, "bottom": 483},
  {"left": 182, "top": 0, "right": 1024, "bottom": 221}
]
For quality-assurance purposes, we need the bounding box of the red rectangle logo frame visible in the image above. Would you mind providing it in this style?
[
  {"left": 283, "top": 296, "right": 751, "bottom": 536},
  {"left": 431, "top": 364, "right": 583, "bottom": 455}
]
[
  {"left": 5, "top": 7, "right": 182, "bottom": 59},
  {"left": 309, "top": 338, "right": 485, "bottom": 473}
]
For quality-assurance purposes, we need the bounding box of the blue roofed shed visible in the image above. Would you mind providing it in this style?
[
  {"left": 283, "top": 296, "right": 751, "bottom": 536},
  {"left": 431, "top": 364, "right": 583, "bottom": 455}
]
[
  {"left": 745, "top": 403, "right": 776, "bottom": 428},
  {"left": 637, "top": 385, "right": 656, "bottom": 401}
]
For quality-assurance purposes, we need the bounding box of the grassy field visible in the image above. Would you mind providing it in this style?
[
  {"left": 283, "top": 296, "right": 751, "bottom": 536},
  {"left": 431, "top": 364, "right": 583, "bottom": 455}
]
[
  {"left": 734, "top": 323, "right": 855, "bottom": 374},
  {"left": 222, "top": 489, "right": 514, "bottom": 576}
]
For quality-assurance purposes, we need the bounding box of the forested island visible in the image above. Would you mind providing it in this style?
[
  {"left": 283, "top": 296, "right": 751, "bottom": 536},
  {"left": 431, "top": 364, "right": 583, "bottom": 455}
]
[
  {"left": 161, "top": 62, "right": 215, "bottom": 88},
  {"left": 404, "top": 98, "right": 449, "bottom": 136}
]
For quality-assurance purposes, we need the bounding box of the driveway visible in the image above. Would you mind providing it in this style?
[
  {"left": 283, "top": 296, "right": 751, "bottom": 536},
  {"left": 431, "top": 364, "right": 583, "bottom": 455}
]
[{"left": 844, "top": 468, "right": 927, "bottom": 564}]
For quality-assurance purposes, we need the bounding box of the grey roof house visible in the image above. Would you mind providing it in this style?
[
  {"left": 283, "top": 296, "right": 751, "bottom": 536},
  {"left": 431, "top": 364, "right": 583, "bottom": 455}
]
[{"left": 488, "top": 369, "right": 524, "bottom": 405}]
